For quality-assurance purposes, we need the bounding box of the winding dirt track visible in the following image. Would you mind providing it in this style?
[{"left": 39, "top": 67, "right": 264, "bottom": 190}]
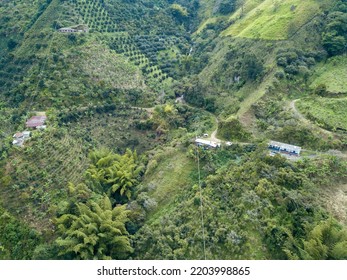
[
  {"left": 289, "top": 99, "right": 333, "bottom": 136},
  {"left": 132, "top": 99, "right": 346, "bottom": 157},
  {"left": 290, "top": 99, "right": 347, "bottom": 159},
  {"left": 209, "top": 116, "right": 220, "bottom": 143}
]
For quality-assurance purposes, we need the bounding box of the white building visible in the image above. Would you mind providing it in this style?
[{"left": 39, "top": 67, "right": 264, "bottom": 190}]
[
  {"left": 268, "top": 140, "right": 301, "bottom": 156},
  {"left": 58, "top": 25, "right": 88, "bottom": 33},
  {"left": 12, "top": 131, "right": 31, "bottom": 147},
  {"left": 195, "top": 138, "right": 221, "bottom": 148}
]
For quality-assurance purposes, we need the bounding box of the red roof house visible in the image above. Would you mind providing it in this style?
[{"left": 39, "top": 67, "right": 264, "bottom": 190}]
[{"left": 26, "top": 116, "right": 47, "bottom": 128}]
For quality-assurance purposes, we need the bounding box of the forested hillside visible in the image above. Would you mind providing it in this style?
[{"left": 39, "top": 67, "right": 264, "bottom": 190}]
[{"left": 0, "top": 0, "right": 347, "bottom": 260}]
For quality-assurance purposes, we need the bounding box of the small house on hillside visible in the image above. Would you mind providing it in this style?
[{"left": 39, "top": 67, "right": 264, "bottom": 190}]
[
  {"left": 58, "top": 25, "right": 88, "bottom": 33},
  {"left": 58, "top": 28, "right": 77, "bottom": 33},
  {"left": 195, "top": 138, "right": 221, "bottom": 148},
  {"left": 13, "top": 131, "right": 31, "bottom": 147},
  {"left": 268, "top": 140, "right": 301, "bottom": 156},
  {"left": 26, "top": 115, "right": 47, "bottom": 129}
]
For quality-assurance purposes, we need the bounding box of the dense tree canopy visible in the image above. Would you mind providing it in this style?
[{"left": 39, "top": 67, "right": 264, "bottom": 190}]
[
  {"left": 0, "top": 0, "right": 347, "bottom": 263},
  {"left": 86, "top": 149, "right": 144, "bottom": 200},
  {"left": 218, "top": 0, "right": 236, "bottom": 15},
  {"left": 322, "top": 10, "right": 347, "bottom": 56},
  {"left": 56, "top": 196, "right": 132, "bottom": 260}
]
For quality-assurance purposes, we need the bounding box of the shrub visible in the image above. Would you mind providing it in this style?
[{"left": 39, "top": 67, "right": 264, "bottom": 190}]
[
  {"left": 217, "top": 117, "right": 251, "bottom": 141},
  {"left": 314, "top": 84, "right": 328, "bottom": 96},
  {"left": 7, "top": 39, "right": 18, "bottom": 50}
]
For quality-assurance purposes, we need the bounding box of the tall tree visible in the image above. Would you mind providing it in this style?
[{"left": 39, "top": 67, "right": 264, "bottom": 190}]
[
  {"left": 284, "top": 220, "right": 347, "bottom": 260},
  {"left": 301, "top": 220, "right": 347, "bottom": 259},
  {"left": 322, "top": 11, "right": 347, "bottom": 56},
  {"left": 86, "top": 149, "right": 143, "bottom": 200},
  {"left": 105, "top": 149, "right": 142, "bottom": 199},
  {"left": 55, "top": 196, "right": 133, "bottom": 260}
]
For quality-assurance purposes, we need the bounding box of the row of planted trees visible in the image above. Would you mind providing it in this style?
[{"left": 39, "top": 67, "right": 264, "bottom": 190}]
[
  {"left": 70, "top": 0, "right": 117, "bottom": 32},
  {"left": 109, "top": 34, "right": 186, "bottom": 82}
]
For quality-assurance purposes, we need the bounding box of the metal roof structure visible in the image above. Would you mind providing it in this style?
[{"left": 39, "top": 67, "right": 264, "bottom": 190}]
[
  {"left": 59, "top": 28, "right": 80, "bottom": 33},
  {"left": 26, "top": 116, "right": 47, "bottom": 128},
  {"left": 13, "top": 132, "right": 24, "bottom": 138},
  {"left": 12, "top": 139, "right": 24, "bottom": 147},
  {"left": 12, "top": 131, "right": 31, "bottom": 147},
  {"left": 13, "top": 131, "right": 30, "bottom": 139},
  {"left": 268, "top": 140, "right": 301, "bottom": 154},
  {"left": 58, "top": 25, "right": 88, "bottom": 33},
  {"left": 195, "top": 138, "right": 220, "bottom": 148}
]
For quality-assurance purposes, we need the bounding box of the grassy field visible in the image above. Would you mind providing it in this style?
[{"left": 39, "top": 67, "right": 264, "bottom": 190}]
[
  {"left": 222, "top": 0, "right": 323, "bottom": 40},
  {"left": 296, "top": 97, "right": 347, "bottom": 131},
  {"left": 141, "top": 147, "right": 196, "bottom": 219},
  {"left": 310, "top": 55, "right": 347, "bottom": 93}
]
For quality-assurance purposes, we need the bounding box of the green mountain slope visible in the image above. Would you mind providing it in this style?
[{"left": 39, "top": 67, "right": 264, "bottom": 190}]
[
  {"left": 222, "top": 0, "right": 329, "bottom": 40},
  {"left": 0, "top": 0, "right": 347, "bottom": 260},
  {"left": 310, "top": 55, "right": 347, "bottom": 93}
]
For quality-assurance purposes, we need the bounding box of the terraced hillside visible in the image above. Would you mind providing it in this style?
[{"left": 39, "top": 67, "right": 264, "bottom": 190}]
[
  {"left": 69, "top": 0, "right": 117, "bottom": 32},
  {"left": 0, "top": 0, "right": 52, "bottom": 104},
  {"left": 1, "top": 0, "right": 347, "bottom": 261},
  {"left": 13, "top": 38, "right": 147, "bottom": 108},
  {"left": 4, "top": 0, "right": 198, "bottom": 109},
  {"left": 0, "top": 106, "right": 156, "bottom": 230},
  {"left": 108, "top": 34, "right": 187, "bottom": 85}
]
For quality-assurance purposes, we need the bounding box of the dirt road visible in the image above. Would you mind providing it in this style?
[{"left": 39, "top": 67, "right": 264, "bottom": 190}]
[
  {"left": 209, "top": 116, "right": 221, "bottom": 143},
  {"left": 290, "top": 99, "right": 333, "bottom": 136}
]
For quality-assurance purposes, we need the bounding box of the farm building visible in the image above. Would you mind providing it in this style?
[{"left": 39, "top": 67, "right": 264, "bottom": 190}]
[
  {"left": 58, "top": 25, "right": 88, "bottom": 33},
  {"left": 58, "top": 28, "right": 76, "bottom": 33},
  {"left": 26, "top": 115, "right": 47, "bottom": 128},
  {"left": 12, "top": 131, "right": 31, "bottom": 147},
  {"left": 195, "top": 138, "right": 221, "bottom": 148},
  {"left": 13, "top": 131, "right": 30, "bottom": 139},
  {"left": 268, "top": 140, "right": 301, "bottom": 156},
  {"left": 12, "top": 138, "right": 24, "bottom": 147}
]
